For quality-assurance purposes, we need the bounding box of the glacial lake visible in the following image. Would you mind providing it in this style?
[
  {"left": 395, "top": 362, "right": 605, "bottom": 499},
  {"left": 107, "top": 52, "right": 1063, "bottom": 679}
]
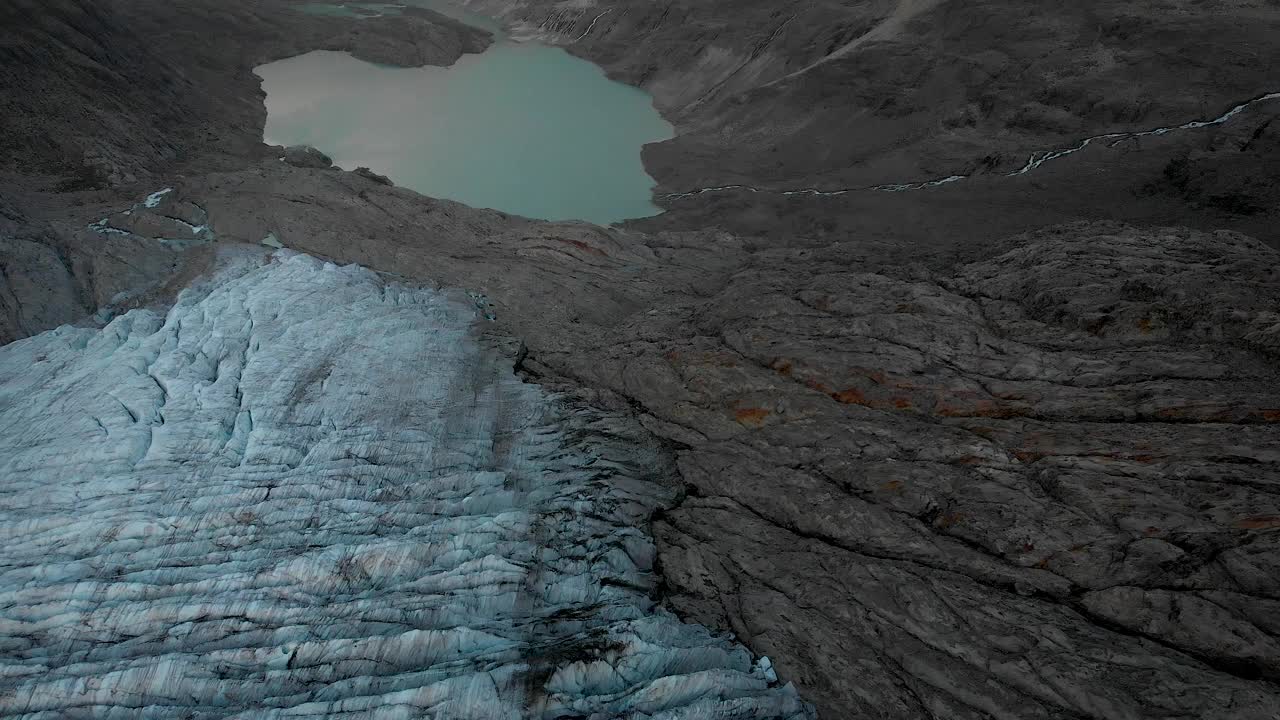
[{"left": 259, "top": 4, "right": 673, "bottom": 225}]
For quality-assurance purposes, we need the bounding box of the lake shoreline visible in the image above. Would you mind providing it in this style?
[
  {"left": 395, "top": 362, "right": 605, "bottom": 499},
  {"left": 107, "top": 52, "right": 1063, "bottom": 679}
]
[{"left": 256, "top": 17, "right": 674, "bottom": 224}]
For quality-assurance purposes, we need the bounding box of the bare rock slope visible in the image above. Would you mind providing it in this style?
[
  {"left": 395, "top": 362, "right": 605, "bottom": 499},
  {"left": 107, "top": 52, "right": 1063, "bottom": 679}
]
[{"left": 633, "top": 226, "right": 1280, "bottom": 718}]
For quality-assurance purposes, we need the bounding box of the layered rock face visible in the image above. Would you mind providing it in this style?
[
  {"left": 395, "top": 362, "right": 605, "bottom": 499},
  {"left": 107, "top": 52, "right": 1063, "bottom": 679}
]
[{"left": 0, "top": 249, "right": 811, "bottom": 718}]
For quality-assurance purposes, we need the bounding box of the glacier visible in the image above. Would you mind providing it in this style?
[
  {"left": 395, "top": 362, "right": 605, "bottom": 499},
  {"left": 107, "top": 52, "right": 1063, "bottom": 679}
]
[{"left": 0, "top": 248, "right": 812, "bottom": 719}]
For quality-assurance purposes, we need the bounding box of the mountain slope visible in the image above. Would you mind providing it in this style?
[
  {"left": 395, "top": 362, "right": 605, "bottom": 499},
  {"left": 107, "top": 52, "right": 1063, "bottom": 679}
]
[
  {"left": 463, "top": 0, "right": 1280, "bottom": 245},
  {"left": 1, "top": 2, "right": 1278, "bottom": 718}
]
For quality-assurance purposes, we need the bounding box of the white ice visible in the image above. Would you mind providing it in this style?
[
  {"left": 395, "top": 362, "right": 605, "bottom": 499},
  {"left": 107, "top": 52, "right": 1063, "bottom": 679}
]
[
  {"left": 143, "top": 187, "right": 174, "bottom": 208},
  {"left": 0, "top": 249, "right": 811, "bottom": 719}
]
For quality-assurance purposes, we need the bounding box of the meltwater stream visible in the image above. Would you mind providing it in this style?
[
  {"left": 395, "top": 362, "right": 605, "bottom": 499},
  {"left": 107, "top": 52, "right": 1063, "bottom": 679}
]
[
  {"left": 665, "top": 91, "right": 1280, "bottom": 200},
  {"left": 258, "top": 5, "right": 673, "bottom": 225}
]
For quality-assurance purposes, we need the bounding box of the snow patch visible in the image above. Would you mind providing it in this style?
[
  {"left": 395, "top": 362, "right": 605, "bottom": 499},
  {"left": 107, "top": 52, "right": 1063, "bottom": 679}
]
[
  {"left": 87, "top": 218, "right": 131, "bottom": 236},
  {"left": 143, "top": 187, "right": 173, "bottom": 208}
]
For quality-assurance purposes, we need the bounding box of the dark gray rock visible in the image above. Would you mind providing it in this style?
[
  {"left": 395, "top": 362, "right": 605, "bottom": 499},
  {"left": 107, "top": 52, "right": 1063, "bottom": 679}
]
[
  {"left": 282, "top": 145, "right": 333, "bottom": 169},
  {"left": 0, "top": 236, "right": 84, "bottom": 345},
  {"left": 354, "top": 166, "right": 394, "bottom": 185}
]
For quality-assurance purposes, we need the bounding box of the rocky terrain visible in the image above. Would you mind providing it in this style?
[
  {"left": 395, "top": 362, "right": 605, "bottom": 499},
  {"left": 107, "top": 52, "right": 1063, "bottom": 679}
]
[{"left": 2, "top": 1, "right": 1279, "bottom": 719}]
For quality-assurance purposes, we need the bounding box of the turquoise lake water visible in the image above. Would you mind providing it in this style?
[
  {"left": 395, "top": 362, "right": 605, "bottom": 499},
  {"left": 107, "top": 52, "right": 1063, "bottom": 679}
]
[{"left": 261, "top": 5, "right": 672, "bottom": 224}]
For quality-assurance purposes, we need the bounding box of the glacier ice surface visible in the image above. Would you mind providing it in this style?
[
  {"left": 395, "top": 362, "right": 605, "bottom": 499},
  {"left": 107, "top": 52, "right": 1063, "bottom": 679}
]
[{"left": 0, "top": 249, "right": 812, "bottom": 719}]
